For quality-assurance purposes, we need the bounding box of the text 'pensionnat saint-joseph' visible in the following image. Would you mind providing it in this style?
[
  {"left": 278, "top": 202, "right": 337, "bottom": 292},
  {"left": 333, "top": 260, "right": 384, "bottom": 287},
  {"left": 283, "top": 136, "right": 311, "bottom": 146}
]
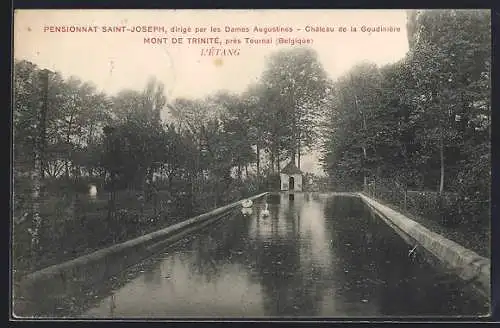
[{"left": 42, "top": 24, "right": 401, "bottom": 34}]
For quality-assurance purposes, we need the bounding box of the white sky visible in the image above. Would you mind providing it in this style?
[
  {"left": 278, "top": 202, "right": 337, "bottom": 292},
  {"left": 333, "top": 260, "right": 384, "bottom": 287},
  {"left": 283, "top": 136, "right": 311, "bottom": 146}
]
[{"left": 14, "top": 9, "right": 410, "bottom": 174}]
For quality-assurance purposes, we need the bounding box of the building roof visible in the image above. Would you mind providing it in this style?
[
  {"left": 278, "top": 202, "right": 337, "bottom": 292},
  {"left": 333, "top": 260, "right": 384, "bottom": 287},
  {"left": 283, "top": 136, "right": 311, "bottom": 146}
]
[{"left": 281, "top": 162, "right": 303, "bottom": 175}]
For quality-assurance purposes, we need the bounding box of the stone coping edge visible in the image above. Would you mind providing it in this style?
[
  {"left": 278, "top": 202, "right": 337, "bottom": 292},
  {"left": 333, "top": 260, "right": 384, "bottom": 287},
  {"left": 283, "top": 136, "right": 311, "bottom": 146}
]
[
  {"left": 357, "top": 193, "right": 490, "bottom": 299},
  {"left": 20, "top": 192, "right": 269, "bottom": 285}
]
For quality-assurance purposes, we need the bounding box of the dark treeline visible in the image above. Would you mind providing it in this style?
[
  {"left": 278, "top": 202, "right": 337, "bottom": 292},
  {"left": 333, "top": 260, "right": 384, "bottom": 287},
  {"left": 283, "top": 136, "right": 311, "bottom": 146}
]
[
  {"left": 13, "top": 46, "right": 331, "bottom": 272},
  {"left": 13, "top": 9, "right": 490, "bottom": 272},
  {"left": 320, "top": 10, "right": 490, "bottom": 250},
  {"left": 326, "top": 10, "right": 490, "bottom": 195},
  {"left": 321, "top": 10, "right": 490, "bottom": 199}
]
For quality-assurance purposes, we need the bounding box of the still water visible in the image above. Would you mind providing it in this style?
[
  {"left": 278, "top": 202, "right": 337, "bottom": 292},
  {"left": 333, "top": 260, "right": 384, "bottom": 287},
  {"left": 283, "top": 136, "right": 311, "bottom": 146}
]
[{"left": 78, "top": 193, "right": 488, "bottom": 318}]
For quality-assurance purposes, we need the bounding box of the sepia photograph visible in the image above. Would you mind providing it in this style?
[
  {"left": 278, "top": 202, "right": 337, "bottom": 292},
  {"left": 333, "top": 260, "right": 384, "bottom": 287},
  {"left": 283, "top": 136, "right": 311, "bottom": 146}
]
[{"left": 11, "top": 9, "right": 491, "bottom": 319}]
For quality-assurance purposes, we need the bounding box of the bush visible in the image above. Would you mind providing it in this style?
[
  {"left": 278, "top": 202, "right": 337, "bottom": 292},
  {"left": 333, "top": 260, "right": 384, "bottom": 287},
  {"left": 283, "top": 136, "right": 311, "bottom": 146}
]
[
  {"left": 375, "top": 185, "right": 489, "bottom": 231},
  {"left": 266, "top": 174, "right": 281, "bottom": 191},
  {"left": 405, "top": 191, "right": 461, "bottom": 227}
]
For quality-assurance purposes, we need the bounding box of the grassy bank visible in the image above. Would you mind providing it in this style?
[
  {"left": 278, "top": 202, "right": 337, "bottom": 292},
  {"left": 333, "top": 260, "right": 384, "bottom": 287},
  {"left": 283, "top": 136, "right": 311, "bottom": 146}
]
[
  {"left": 364, "top": 190, "right": 490, "bottom": 258},
  {"left": 12, "top": 176, "right": 263, "bottom": 277}
]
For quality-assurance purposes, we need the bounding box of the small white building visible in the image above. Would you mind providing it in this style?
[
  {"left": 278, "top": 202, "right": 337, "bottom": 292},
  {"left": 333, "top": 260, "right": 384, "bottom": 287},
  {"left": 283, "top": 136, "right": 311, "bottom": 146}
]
[{"left": 280, "top": 162, "right": 303, "bottom": 192}]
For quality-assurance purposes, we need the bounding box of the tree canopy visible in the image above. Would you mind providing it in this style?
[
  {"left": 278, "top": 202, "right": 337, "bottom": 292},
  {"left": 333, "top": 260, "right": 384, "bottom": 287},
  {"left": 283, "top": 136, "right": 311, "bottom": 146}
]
[{"left": 320, "top": 9, "right": 490, "bottom": 201}]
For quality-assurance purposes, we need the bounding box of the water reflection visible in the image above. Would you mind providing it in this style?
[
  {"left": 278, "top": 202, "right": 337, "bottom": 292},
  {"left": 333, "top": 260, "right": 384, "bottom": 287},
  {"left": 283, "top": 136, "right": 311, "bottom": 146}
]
[
  {"left": 81, "top": 193, "right": 488, "bottom": 318},
  {"left": 246, "top": 194, "right": 346, "bottom": 316},
  {"left": 322, "top": 196, "right": 488, "bottom": 316},
  {"left": 85, "top": 240, "right": 265, "bottom": 317},
  {"left": 108, "top": 294, "right": 116, "bottom": 317}
]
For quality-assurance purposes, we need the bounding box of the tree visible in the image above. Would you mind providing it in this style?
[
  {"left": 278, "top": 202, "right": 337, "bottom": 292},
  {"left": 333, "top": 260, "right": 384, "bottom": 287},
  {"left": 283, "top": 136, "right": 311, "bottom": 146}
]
[
  {"left": 405, "top": 9, "right": 491, "bottom": 194},
  {"left": 13, "top": 60, "right": 51, "bottom": 258},
  {"left": 321, "top": 10, "right": 490, "bottom": 200},
  {"left": 259, "top": 47, "right": 330, "bottom": 170},
  {"left": 320, "top": 63, "right": 383, "bottom": 189}
]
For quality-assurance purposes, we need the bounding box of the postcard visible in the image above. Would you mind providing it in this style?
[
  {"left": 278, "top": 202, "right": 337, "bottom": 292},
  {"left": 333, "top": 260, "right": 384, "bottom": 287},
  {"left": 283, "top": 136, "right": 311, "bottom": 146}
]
[{"left": 12, "top": 9, "right": 491, "bottom": 319}]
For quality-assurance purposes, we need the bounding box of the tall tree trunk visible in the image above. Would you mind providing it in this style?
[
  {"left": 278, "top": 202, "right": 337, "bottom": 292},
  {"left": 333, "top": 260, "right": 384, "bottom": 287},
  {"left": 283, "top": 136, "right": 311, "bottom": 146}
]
[
  {"left": 404, "top": 187, "right": 408, "bottom": 211},
  {"left": 31, "top": 139, "right": 42, "bottom": 264},
  {"left": 30, "top": 71, "right": 48, "bottom": 264},
  {"left": 277, "top": 152, "right": 281, "bottom": 173},
  {"left": 270, "top": 151, "right": 275, "bottom": 175},
  {"left": 87, "top": 122, "right": 95, "bottom": 178},
  {"left": 65, "top": 118, "right": 73, "bottom": 179},
  {"left": 190, "top": 170, "right": 196, "bottom": 210},
  {"left": 245, "top": 164, "right": 249, "bottom": 179},
  {"left": 256, "top": 143, "right": 260, "bottom": 178},
  {"left": 292, "top": 90, "right": 297, "bottom": 168},
  {"left": 108, "top": 172, "right": 117, "bottom": 241},
  {"left": 439, "top": 131, "right": 445, "bottom": 195},
  {"left": 297, "top": 136, "right": 301, "bottom": 170},
  {"left": 146, "top": 167, "right": 154, "bottom": 201},
  {"left": 362, "top": 146, "right": 368, "bottom": 188},
  {"left": 291, "top": 110, "right": 296, "bottom": 167},
  {"left": 87, "top": 122, "right": 94, "bottom": 146},
  {"left": 65, "top": 161, "right": 70, "bottom": 179},
  {"left": 39, "top": 70, "right": 49, "bottom": 180},
  {"left": 353, "top": 91, "right": 368, "bottom": 189},
  {"left": 168, "top": 171, "right": 174, "bottom": 191}
]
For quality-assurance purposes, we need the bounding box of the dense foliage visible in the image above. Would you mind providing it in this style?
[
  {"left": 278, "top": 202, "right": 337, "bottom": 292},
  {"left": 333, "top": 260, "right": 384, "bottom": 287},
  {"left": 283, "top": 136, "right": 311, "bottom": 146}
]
[
  {"left": 321, "top": 10, "right": 490, "bottom": 202},
  {"left": 13, "top": 46, "right": 330, "bottom": 273},
  {"left": 13, "top": 10, "right": 491, "bottom": 272}
]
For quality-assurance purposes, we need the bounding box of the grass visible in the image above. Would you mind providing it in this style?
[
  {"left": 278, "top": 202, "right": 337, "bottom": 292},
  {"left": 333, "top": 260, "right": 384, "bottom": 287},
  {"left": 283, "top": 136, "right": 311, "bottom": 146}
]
[
  {"left": 13, "top": 189, "right": 188, "bottom": 275},
  {"left": 12, "top": 180, "right": 262, "bottom": 277}
]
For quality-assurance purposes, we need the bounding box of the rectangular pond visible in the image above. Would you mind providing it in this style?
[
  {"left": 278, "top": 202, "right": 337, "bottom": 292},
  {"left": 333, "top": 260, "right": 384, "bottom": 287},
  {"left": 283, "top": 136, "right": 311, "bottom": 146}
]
[{"left": 23, "top": 192, "right": 489, "bottom": 318}]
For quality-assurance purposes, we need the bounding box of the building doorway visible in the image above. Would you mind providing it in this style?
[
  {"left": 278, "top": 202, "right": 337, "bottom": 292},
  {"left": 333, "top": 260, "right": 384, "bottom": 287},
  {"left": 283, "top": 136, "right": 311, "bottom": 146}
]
[{"left": 289, "top": 176, "right": 295, "bottom": 191}]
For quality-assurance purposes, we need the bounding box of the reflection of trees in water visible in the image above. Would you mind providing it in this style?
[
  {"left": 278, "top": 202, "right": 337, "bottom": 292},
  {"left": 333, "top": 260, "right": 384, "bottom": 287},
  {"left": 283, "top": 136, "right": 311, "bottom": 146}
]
[
  {"left": 247, "top": 198, "right": 330, "bottom": 316},
  {"left": 142, "top": 260, "right": 163, "bottom": 287},
  {"left": 72, "top": 253, "right": 171, "bottom": 317},
  {"left": 370, "top": 209, "right": 487, "bottom": 316},
  {"left": 184, "top": 212, "right": 254, "bottom": 283},
  {"left": 296, "top": 198, "right": 336, "bottom": 316},
  {"left": 108, "top": 294, "right": 116, "bottom": 317},
  {"left": 252, "top": 230, "right": 303, "bottom": 315},
  {"left": 324, "top": 198, "right": 416, "bottom": 310},
  {"left": 323, "top": 196, "right": 486, "bottom": 316},
  {"left": 187, "top": 234, "right": 221, "bottom": 283},
  {"left": 324, "top": 196, "right": 365, "bottom": 219}
]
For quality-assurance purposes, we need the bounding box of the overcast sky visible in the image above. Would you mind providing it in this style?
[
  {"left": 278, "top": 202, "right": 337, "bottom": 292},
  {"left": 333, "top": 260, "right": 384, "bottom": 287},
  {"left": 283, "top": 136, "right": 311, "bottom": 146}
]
[{"left": 14, "top": 9, "right": 410, "bottom": 174}]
